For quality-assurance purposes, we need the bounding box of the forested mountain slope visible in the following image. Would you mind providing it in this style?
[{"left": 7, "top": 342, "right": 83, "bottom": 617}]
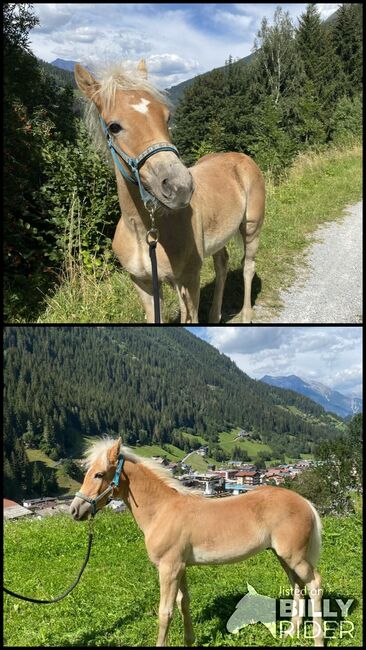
[{"left": 4, "top": 327, "right": 344, "bottom": 455}]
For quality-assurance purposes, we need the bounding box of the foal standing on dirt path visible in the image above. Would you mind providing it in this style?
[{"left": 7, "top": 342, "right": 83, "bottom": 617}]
[
  {"left": 71, "top": 438, "right": 324, "bottom": 646},
  {"left": 75, "top": 60, "right": 265, "bottom": 323}
]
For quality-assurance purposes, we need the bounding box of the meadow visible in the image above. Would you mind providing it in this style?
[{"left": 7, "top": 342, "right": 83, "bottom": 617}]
[
  {"left": 4, "top": 508, "right": 362, "bottom": 647},
  {"left": 32, "top": 142, "right": 361, "bottom": 324}
]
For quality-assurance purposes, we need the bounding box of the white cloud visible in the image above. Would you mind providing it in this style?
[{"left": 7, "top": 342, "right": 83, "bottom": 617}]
[
  {"left": 29, "top": 3, "right": 341, "bottom": 88},
  {"left": 211, "top": 10, "right": 253, "bottom": 33},
  {"left": 33, "top": 3, "right": 74, "bottom": 32},
  {"left": 203, "top": 326, "right": 362, "bottom": 398},
  {"left": 147, "top": 54, "right": 199, "bottom": 75}
]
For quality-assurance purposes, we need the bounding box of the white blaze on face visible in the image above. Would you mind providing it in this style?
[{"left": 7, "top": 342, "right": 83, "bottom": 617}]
[{"left": 131, "top": 97, "right": 150, "bottom": 114}]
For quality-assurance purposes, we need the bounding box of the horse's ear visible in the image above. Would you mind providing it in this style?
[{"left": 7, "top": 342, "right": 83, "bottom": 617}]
[
  {"left": 108, "top": 438, "right": 122, "bottom": 464},
  {"left": 74, "top": 63, "right": 100, "bottom": 100},
  {"left": 137, "top": 58, "right": 148, "bottom": 79}
]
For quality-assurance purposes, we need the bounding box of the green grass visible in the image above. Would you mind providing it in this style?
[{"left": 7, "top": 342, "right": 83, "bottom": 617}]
[
  {"left": 183, "top": 452, "right": 217, "bottom": 472},
  {"left": 13, "top": 142, "right": 361, "bottom": 324},
  {"left": 129, "top": 443, "right": 186, "bottom": 461},
  {"left": 4, "top": 509, "right": 362, "bottom": 646},
  {"left": 219, "top": 430, "right": 272, "bottom": 458},
  {"left": 26, "top": 449, "right": 81, "bottom": 495}
]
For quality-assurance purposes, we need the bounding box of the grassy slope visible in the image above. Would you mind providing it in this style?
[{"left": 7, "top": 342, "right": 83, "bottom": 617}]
[
  {"left": 26, "top": 449, "right": 81, "bottom": 495},
  {"left": 25, "top": 424, "right": 314, "bottom": 498},
  {"left": 4, "top": 509, "right": 362, "bottom": 646},
  {"left": 219, "top": 429, "right": 272, "bottom": 457},
  {"left": 33, "top": 143, "right": 361, "bottom": 324}
]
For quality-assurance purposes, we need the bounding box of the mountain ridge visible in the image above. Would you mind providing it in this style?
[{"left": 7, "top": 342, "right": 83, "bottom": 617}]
[{"left": 260, "top": 374, "right": 362, "bottom": 418}]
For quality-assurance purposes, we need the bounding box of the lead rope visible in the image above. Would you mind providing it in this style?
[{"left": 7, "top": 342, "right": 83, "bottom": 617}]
[
  {"left": 145, "top": 204, "right": 161, "bottom": 324},
  {"left": 3, "top": 516, "right": 94, "bottom": 604}
]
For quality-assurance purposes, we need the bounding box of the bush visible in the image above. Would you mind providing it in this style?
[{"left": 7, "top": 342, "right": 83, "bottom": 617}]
[
  {"left": 31, "top": 115, "right": 120, "bottom": 271},
  {"left": 329, "top": 93, "right": 363, "bottom": 144}
]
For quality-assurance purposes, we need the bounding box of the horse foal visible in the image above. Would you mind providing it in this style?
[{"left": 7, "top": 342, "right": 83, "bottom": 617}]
[
  {"left": 71, "top": 438, "right": 324, "bottom": 646},
  {"left": 75, "top": 60, "right": 265, "bottom": 323}
]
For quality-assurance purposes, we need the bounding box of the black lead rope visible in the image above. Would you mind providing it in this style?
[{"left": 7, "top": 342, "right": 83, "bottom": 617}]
[
  {"left": 149, "top": 240, "right": 161, "bottom": 324},
  {"left": 3, "top": 519, "right": 94, "bottom": 604}
]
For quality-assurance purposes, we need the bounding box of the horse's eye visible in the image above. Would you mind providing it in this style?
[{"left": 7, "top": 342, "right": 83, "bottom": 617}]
[
  {"left": 94, "top": 472, "right": 104, "bottom": 479},
  {"left": 109, "top": 123, "right": 122, "bottom": 135}
]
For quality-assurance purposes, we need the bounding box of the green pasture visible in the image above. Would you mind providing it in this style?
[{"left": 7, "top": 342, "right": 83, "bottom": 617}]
[{"left": 4, "top": 509, "right": 362, "bottom": 646}]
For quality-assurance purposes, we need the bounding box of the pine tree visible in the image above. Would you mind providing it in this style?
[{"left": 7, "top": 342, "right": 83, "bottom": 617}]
[
  {"left": 22, "top": 419, "right": 36, "bottom": 448},
  {"left": 172, "top": 68, "right": 228, "bottom": 165},
  {"left": 296, "top": 4, "right": 344, "bottom": 134},
  {"left": 332, "top": 3, "right": 363, "bottom": 95}
]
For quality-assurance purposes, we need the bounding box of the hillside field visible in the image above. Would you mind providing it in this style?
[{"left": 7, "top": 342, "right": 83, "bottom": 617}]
[{"left": 4, "top": 508, "right": 362, "bottom": 646}]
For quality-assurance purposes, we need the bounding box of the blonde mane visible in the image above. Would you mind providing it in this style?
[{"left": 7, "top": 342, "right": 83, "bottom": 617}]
[
  {"left": 83, "top": 436, "right": 197, "bottom": 495},
  {"left": 81, "top": 61, "right": 170, "bottom": 163}
]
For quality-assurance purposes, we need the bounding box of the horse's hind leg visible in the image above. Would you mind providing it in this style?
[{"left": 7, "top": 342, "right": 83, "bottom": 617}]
[
  {"left": 275, "top": 553, "right": 305, "bottom": 637},
  {"left": 239, "top": 182, "right": 265, "bottom": 323},
  {"left": 176, "top": 570, "right": 195, "bottom": 646},
  {"left": 209, "top": 247, "right": 229, "bottom": 323},
  {"left": 291, "top": 560, "right": 323, "bottom": 647},
  {"left": 238, "top": 226, "right": 260, "bottom": 323},
  {"left": 279, "top": 554, "right": 323, "bottom": 646}
]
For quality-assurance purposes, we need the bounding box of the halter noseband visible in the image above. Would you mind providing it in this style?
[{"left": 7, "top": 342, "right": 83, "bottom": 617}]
[
  {"left": 75, "top": 454, "right": 125, "bottom": 516},
  {"left": 99, "top": 116, "right": 180, "bottom": 209}
]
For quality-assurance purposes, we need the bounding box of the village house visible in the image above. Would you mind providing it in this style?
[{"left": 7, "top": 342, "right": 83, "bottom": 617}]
[
  {"left": 237, "top": 429, "right": 251, "bottom": 439},
  {"left": 235, "top": 470, "right": 261, "bottom": 486},
  {"left": 211, "top": 469, "right": 238, "bottom": 480},
  {"left": 151, "top": 456, "right": 169, "bottom": 466},
  {"left": 4, "top": 498, "right": 33, "bottom": 520},
  {"left": 23, "top": 497, "right": 57, "bottom": 510},
  {"left": 107, "top": 500, "right": 127, "bottom": 512}
]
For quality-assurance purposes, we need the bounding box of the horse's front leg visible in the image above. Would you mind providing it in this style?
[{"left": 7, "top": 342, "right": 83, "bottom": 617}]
[
  {"left": 157, "top": 561, "right": 185, "bottom": 646},
  {"left": 175, "top": 272, "right": 200, "bottom": 323},
  {"left": 209, "top": 247, "right": 229, "bottom": 323},
  {"left": 176, "top": 570, "right": 195, "bottom": 646},
  {"left": 131, "top": 275, "right": 164, "bottom": 323}
]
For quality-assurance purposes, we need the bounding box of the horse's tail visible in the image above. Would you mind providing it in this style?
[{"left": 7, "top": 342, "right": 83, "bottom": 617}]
[{"left": 306, "top": 500, "right": 322, "bottom": 568}]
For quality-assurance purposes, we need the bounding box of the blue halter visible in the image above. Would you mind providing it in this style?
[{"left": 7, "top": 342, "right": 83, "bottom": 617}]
[
  {"left": 99, "top": 116, "right": 180, "bottom": 208},
  {"left": 75, "top": 453, "right": 125, "bottom": 516}
]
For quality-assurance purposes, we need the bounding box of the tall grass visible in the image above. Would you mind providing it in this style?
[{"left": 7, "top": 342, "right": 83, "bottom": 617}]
[{"left": 34, "top": 142, "right": 362, "bottom": 323}]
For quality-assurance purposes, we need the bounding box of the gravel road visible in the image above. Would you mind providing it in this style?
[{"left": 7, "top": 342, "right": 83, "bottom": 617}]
[{"left": 256, "top": 201, "right": 363, "bottom": 324}]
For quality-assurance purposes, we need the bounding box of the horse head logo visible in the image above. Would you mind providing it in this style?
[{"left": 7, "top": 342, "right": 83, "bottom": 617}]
[{"left": 226, "top": 583, "right": 277, "bottom": 638}]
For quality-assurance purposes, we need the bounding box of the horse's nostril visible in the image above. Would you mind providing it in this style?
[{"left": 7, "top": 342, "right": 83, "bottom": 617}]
[
  {"left": 161, "top": 178, "right": 173, "bottom": 198},
  {"left": 71, "top": 506, "right": 79, "bottom": 519}
]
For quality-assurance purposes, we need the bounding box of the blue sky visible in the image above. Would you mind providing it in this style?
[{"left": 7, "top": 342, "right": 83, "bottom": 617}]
[
  {"left": 186, "top": 327, "right": 363, "bottom": 398},
  {"left": 30, "top": 3, "right": 339, "bottom": 89}
]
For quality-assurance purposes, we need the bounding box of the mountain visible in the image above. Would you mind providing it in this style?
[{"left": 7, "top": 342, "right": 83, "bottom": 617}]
[
  {"left": 4, "top": 328, "right": 345, "bottom": 454},
  {"left": 260, "top": 375, "right": 362, "bottom": 418},
  {"left": 4, "top": 327, "right": 349, "bottom": 501},
  {"left": 166, "top": 51, "right": 257, "bottom": 108},
  {"left": 37, "top": 58, "right": 77, "bottom": 88},
  {"left": 51, "top": 58, "right": 79, "bottom": 72}
]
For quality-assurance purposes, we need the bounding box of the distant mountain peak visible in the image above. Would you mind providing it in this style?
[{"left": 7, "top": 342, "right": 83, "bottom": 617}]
[
  {"left": 260, "top": 375, "right": 362, "bottom": 418},
  {"left": 51, "top": 58, "right": 79, "bottom": 72}
]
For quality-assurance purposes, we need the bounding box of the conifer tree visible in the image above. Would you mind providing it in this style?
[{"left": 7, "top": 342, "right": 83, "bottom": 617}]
[
  {"left": 296, "top": 4, "right": 343, "bottom": 135},
  {"left": 332, "top": 3, "right": 363, "bottom": 95}
]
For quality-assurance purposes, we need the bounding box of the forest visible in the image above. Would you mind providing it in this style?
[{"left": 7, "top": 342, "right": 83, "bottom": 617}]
[
  {"left": 3, "top": 4, "right": 363, "bottom": 322},
  {"left": 4, "top": 326, "right": 346, "bottom": 499}
]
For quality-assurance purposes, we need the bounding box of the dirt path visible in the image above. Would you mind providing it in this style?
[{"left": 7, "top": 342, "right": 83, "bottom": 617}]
[{"left": 254, "top": 201, "right": 362, "bottom": 324}]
